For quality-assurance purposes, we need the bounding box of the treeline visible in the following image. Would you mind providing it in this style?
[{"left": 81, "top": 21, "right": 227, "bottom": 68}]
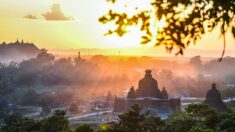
[
  {"left": 1, "top": 104, "right": 235, "bottom": 132},
  {"left": 151, "top": 56, "right": 235, "bottom": 97},
  {"left": 0, "top": 49, "right": 99, "bottom": 87},
  {"left": 0, "top": 50, "right": 131, "bottom": 118},
  {"left": 0, "top": 50, "right": 99, "bottom": 118}
]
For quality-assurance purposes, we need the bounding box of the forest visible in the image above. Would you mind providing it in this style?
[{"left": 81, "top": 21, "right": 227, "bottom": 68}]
[{"left": 1, "top": 104, "right": 235, "bottom": 132}]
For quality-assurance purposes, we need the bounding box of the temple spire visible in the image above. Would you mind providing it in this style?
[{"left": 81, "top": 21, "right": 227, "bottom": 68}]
[
  {"left": 127, "top": 86, "right": 136, "bottom": 99},
  {"left": 145, "top": 69, "right": 152, "bottom": 77},
  {"left": 16, "top": 38, "right": 19, "bottom": 44},
  {"left": 78, "top": 51, "right": 80, "bottom": 58},
  {"left": 161, "top": 87, "right": 168, "bottom": 99}
]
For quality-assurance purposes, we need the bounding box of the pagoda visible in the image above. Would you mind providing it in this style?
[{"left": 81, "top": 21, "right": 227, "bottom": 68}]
[
  {"left": 114, "top": 70, "right": 181, "bottom": 115},
  {"left": 135, "top": 70, "right": 161, "bottom": 97},
  {"left": 205, "top": 83, "right": 227, "bottom": 112}
]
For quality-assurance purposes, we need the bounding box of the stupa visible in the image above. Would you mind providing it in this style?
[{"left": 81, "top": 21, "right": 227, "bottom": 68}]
[
  {"left": 135, "top": 70, "right": 161, "bottom": 97},
  {"left": 205, "top": 83, "right": 227, "bottom": 112},
  {"left": 114, "top": 70, "right": 181, "bottom": 115}
]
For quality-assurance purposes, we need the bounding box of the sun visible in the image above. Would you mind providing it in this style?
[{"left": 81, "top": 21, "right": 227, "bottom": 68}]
[
  {"left": 100, "top": 0, "right": 167, "bottom": 49},
  {"left": 102, "top": 28, "right": 143, "bottom": 48}
]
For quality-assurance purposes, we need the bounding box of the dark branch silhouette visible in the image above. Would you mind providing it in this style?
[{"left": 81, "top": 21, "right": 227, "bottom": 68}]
[{"left": 99, "top": 0, "right": 235, "bottom": 59}]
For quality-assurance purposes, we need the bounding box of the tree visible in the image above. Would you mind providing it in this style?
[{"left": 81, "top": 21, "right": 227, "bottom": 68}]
[
  {"left": 1, "top": 111, "right": 72, "bottom": 132},
  {"left": 166, "top": 104, "right": 219, "bottom": 132},
  {"left": 167, "top": 112, "right": 198, "bottom": 132},
  {"left": 189, "top": 56, "right": 203, "bottom": 69},
  {"left": 142, "top": 116, "right": 166, "bottom": 132},
  {"left": 107, "top": 104, "right": 166, "bottom": 132},
  {"left": 41, "top": 105, "right": 51, "bottom": 116},
  {"left": 41, "top": 110, "right": 70, "bottom": 132},
  {"left": 36, "top": 49, "right": 55, "bottom": 64},
  {"left": 1, "top": 113, "right": 41, "bottom": 132},
  {"left": 0, "top": 100, "right": 8, "bottom": 119},
  {"left": 117, "top": 104, "right": 146, "bottom": 132},
  {"left": 40, "top": 95, "right": 52, "bottom": 116},
  {"left": 1, "top": 104, "right": 235, "bottom": 132},
  {"left": 216, "top": 112, "right": 235, "bottom": 132},
  {"left": 75, "top": 124, "right": 94, "bottom": 132},
  {"left": 189, "top": 126, "right": 213, "bottom": 132},
  {"left": 99, "top": 0, "right": 235, "bottom": 58},
  {"left": 21, "top": 89, "right": 41, "bottom": 106},
  {"left": 185, "top": 104, "right": 219, "bottom": 128}
]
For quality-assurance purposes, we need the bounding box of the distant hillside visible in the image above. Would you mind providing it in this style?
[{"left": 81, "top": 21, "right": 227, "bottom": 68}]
[{"left": 0, "top": 40, "right": 41, "bottom": 63}]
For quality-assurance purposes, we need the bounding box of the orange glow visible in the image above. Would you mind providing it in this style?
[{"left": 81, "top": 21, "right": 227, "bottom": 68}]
[{"left": 0, "top": 0, "right": 234, "bottom": 56}]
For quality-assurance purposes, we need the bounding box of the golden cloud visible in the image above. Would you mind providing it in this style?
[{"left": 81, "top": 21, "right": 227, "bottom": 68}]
[
  {"left": 23, "top": 14, "right": 38, "bottom": 19},
  {"left": 41, "top": 4, "right": 73, "bottom": 21}
]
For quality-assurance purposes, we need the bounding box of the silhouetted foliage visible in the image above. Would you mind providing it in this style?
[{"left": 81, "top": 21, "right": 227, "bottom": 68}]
[
  {"left": 1, "top": 110, "right": 70, "bottom": 132},
  {"left": 0, "top": 50, "right": 134, "bottom": 108},
  {"left": 1, "top": 104, "right": 235, "bottom": 132},
  {"left": 185, "top": 104, "right": 219, "bottom": 128},
  {"left": 166, "top": 104, "right": 224, "bottom": 132},
  {"left": 40, "top": 110, "right": 70, "bottom": 132},
  {"left": 21, "top": 89, "right": 41, "bottom": 106},
  {"left": 117, "top": 104, "right": 146, "bottom": 131},
  {"left": 106, "top": 104, "right": 166, "bottom": 132},
  {"left": 99, "top": 0, "right": 235, "bottom": 55},
  {"left": 0, "top": 101, "right": 9, "bottom": 119},
  {"left": 1, "top": 113, "right": 41, "bottom": 132},
  {"left": 75, "top": 124, "right": 94, "bottom": 132},
  {"left": 41, "top": 105, "right": 51, "bottom": 116},
  {"left": 105, "top": 104, "right": 233, "bottom": 132},
  {"left": 216, "top": 112, "right": 235, "bottom": 132},
  {"left": 222, "top": 88, "right": 235, "bottom": 98}
]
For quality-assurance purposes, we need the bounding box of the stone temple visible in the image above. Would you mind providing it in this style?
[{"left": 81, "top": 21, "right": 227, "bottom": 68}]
[
  {"left": 114, "top": 70, "right": 181, "bottom": 115},
  {"left": 205, "top": 83, "right": 227, "bottom": 112}
]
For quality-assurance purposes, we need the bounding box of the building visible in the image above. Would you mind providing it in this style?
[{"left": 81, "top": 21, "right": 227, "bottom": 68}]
[
  {"left": 106, "top": 91, "right": 114, "bottom": 107},
  {"left": 205, "top": 83, "right": 227, "bottom": 112},
  {"left": 114, "top": 70, "right": 181, "bottom": 116}
]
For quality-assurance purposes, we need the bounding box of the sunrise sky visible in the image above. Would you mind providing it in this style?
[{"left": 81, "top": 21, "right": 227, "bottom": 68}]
[{"left": 0, "top": 0, "right": 234, "bottom": 56}]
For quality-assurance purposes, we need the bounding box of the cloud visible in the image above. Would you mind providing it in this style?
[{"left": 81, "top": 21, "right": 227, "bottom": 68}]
[
  {"left": 23, "top": 14, "right": 38, "bottom": 19},
  {"left": 41, "top": 4, "right": 73, "bottom": 21}
]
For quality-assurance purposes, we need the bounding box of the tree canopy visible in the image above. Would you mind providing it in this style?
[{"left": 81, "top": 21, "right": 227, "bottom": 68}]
[
  {"left": 1, "top": 104, "right": 235, "bottom": 132},
  {"left": 99, "top": 0, "right": 235, "bottom": 58}
]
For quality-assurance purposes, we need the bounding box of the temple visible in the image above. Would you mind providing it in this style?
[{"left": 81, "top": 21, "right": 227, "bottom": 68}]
[
  {"left": 114, "top": 70, "right": 181, "bottom": 116},
  {"left": 205, "top": 83, "right": 227, "bottom": 112}
]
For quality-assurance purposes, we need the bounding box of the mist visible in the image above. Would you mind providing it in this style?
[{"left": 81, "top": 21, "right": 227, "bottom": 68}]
[{"left": 1, "top": 51, "right": 235, "bottom": 109}]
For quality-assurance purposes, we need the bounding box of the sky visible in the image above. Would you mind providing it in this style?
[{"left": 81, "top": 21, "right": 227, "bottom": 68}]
[{"left": 0, "top": 0, "right": 234, "bottom": 56}]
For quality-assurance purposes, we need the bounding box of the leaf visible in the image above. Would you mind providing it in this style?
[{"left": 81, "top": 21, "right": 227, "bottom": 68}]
[
  {"left": 104, "top": 30, "right": 113, "bottom": 36},
  {"left": 100, "top": 0, "right": 235, "bottom": 56},
  {"left": 232, "top": 26, "right": 235, "bottom": 38},
  {"left": 107, "top": 0, "right": 116, "bottom": 3},
  {"left": 141, "top": 36, "right": 151, "bottom": 44}
]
